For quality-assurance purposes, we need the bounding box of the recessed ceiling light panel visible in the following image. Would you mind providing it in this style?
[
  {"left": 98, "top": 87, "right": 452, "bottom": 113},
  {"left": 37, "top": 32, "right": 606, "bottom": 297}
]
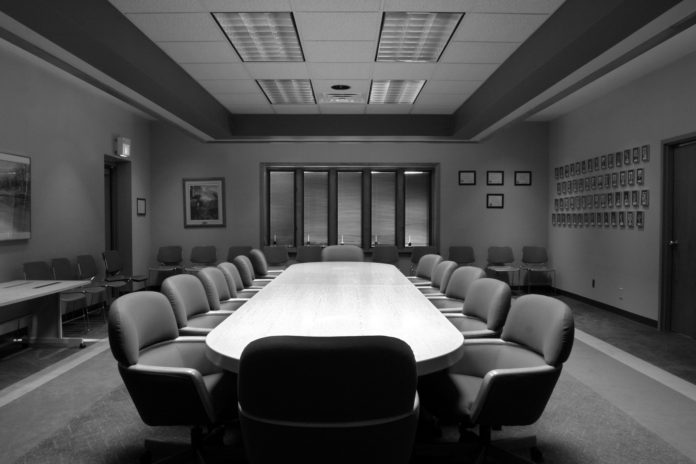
[
  {"left": 377, "top": 12, "right": 463, "bottom": 62},
  {"left": 213, "top": 12, "right": 304, "bottom": 62},
  {"left": 369, "top": 80, "right": 426, "bottom": 104},
  {"left": 258, "top": 79, "right": 316, "bottom": 104}
]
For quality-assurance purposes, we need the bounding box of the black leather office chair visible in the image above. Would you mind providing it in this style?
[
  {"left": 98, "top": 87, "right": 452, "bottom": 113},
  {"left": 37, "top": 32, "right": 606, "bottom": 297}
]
[
  {"left": 187, "top": 245, "right": 217, "bottom": 272},
  {"left": 226, "top": 245, "right": 252, "bottom": 262},
  {"left": 232, "top": 255, "right": 270, "bottom": 288},
  {"left": 406, "top": 253, "right": 443, "bottom": 285},
  {"left": 108, "top": 291, "right": 237, "bottom": 463},
  {"left": 261, "top": 246, "right": 289, "bottom": 270},
  {"left": 24, "top": 260, "right": 88, "bottom": 325},
  {"left": 449, "top": 245, "right": 476, "bottom": 266},
  {"left": 321, "top": 244, "right": 364, "bottom": 262},
  {"left": 149, "top": 246, "right": 184, "bottom": 289},
  {"left": 217, "top": 262, "right": 259, "bottom": 299},
  {"left": 102, "top": 250, "right": 148, "bottom": 292},
  {"left": 238, "top": 335, "right": 419, "bottom": 464},
  {"left": 295, "top": 245, "right": 323, "bottom": 263},
  {"left": 51, "top": 257, "right": 108, "bottom": 325},
  {"left": 445, "top": 278, "right": 511, "bottom": 338},
  {"left": 427, "top": 266, "right": 486, "bottom": 312},
  {"left": 372, "top": 244, "right": 399, "bottom": 265},
  {"left": 249, "top": 248, "right": 281, "bottom": 279},
  {"left": 409, "top": 246, "right": 438, "bottom": 274},
  {"left": 417, "top": 260, "right": 458, "bottom": 295}
]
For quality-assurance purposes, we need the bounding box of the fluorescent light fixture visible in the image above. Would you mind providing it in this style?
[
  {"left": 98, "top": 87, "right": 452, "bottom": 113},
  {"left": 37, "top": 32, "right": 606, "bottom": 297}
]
[
  {"left": 369, "top": 80, "right": 425, "bottom": 104},
  {"left": 258, "top": 79, "right": 316, "bottom": 104},
  {"left": 404, "top": 171, "right": 426, "bottom": 175},
  {"left": 377, "top": 12, "right": 463, "bottom": 62},
  {"left": 213, "top": 12, "right": 304, "bottom": 62}
]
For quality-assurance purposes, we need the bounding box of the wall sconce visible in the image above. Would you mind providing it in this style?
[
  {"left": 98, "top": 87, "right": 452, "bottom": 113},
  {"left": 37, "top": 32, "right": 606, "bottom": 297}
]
[{"left": 114, "top": 136, "right": 131, "bottom": 158}]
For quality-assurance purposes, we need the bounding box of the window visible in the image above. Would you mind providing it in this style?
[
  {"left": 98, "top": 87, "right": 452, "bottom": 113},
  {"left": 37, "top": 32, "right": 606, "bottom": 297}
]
[{"left": 263, "top": 165, "right": 437, "bottom": 249}]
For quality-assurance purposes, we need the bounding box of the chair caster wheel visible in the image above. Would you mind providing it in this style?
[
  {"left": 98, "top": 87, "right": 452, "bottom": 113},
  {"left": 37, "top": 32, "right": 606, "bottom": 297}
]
[
  {"left": 530, "top": 446, "right": 544, "bottom": 463},
  {"left": 79, "top": 342, "right": 86, "bottom": 349}
]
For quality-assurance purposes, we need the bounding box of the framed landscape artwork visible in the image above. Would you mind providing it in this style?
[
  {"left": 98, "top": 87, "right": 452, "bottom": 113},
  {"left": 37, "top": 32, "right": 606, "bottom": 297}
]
[
  {"left": 0, "top": 152, "right": 31, "bottom": 241},
  {"left": 183, "top": 177, "right": 225, "bottom": 227}
]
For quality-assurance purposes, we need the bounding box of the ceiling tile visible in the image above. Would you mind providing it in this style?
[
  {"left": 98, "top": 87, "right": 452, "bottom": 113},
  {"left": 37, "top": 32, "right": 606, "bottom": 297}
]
[
  {"left": 421, "top": 80, "right": 482, "bottom": 94},
  {"left": 307, "top": 62, "right": 374, "bottom": 79},
  {"left": 304, "top": 41, "right": 376, "bottom": 62},
  {"left": 245, "top": 62, "right": 309, "bottom": 79},
  {"left": 441, "top": 41, "right": 519, "bottom": 63},
  {"left": 453, "top": 13, "right": 549, "bottom": 42},
  {"left": 157, "top": 41, "right": 240, "bottom": 63},
  {"left": 295, "top": 12, "right": 381, "bottom": 41},
  {"left": 198, "top": 79, "right": 260, "bottom": 93},
  {"left": 215, "top": 93, "right": 269, "bottom": 106},
  {"left": 273, "top": 105, "right": 321, "bottom": 114},
  {"left": 319, "top": 104, "right": 367, "bottom": 114},
  {"left": 431, "top": 63, "right": 498, "bottom": 80},
  {"left": 291, "top": 0, "right": 382, "bottom": 12},
  {"left": 382, "top": 0, "right": 473, "bottom": 12},
  {"left": 225, "top": 104, "right": 275, "bottom": 114},
  {"left": 312, "top": 79, "right": 371, "bottom": 95},
  {"left": 109, "top": 0, "right": 206, "bottom": 13},
  {"left": 373, "top": 62, "right": 436, "bottom": 80},
  {"left": 468, "top": 0, "right": 565, "bottom": 14},
  {"left": 365, "top": 104, "right": 413, "bottom": 114},
  {"left": 125, "top": 13, "right": 224, "bottom": 42},
  {"left": 416, "top": 93, "right": 469, "bottom": 106},
  {"left": 200, "top": 0, "right": 292, "bottom": 11},
  {"left": 180, "top": 62, "right": 251, "bottom": 80}
]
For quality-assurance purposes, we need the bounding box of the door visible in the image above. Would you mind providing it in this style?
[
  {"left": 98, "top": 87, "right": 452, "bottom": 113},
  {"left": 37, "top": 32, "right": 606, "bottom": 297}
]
[{"left": 666, "top": 140, "right": 696, "bottom": 338}]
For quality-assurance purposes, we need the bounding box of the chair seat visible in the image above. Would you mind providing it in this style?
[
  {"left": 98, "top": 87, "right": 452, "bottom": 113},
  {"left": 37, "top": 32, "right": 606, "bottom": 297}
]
[
  {"left": 428, "top": 297, "right": 463, "bottom": 311},
  {"left": 219, "top": 299, "right": 246, "bottom": 312},
  {"left": 406, "top": 276, "right": 431, "bottom": 286},
  {"left": 418, "top": 286, "right": 444, "bottom": 295},
  {"left": 186, "top": 312, "right": 230, "bottom": 329},
  {"left": 446, "top": 315, "right": 489, "bottom": 333}
]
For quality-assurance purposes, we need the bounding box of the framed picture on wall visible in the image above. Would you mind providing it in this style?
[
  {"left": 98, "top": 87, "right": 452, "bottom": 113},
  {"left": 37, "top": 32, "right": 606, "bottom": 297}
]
[
  {"left": 487, "top": 171, "right": 504, "bottom": 185},
  {"left": 486, "top": 194, "right": 504, "bottom": 208},
  {"left": 514, "top": 171, "right": 532, "bottom": 186},
  {"left": 641, "top": 145, "right": 650, "bottom": 162},
  {"left": 632, "top": 147, "right": 640, "bottom": 164},
  {"left": 183, "top": 177, "right": 226, "bottom": 228},
  {"left": 0, "top": 152, "right": 31, "bottom": 241},
  {"left": 615, "top": 152, "right": 622, "bottom": 167},
  {"left": 637, "top": 211, "right": 645, "bottom": 229},
  {"left": 623, "top": 149, "right": 631, "bottom": 166},
  {"left": 136, "top": 198, "right": 146, "bottom": 216},
  {"left": 458, "top": 170, "right": 476, "bottom": 185}
]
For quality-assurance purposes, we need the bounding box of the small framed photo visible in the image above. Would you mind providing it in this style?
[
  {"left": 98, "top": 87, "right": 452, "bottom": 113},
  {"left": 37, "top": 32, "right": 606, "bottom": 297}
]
[
  {"left": 564, "top": 165, "right": 569, "bottom": 177},
  {"left": 632, "top": 190, "right": 639, "bottom": 207},
  {"left": 636, "top": 168, "right": 644, "bottom": 185},
  {"left": 458, "top": 170, "right": 476, "bottom": 185},
  {"left": 514, "top": 171, "right": 532, "bottom": 186},
  {"left": 581, "top": 160, "right": 587, "bottom": 173},
  {"left": 570, "top": 163, "right": 575, "bottom": 176},
  {"left": 641, "top": 189, "right": 650, "bottom": 207},
  {"left": 594, "top": 157, "right": 600, "bottom": 171},
  {"left": 552, "top": 213, "right": 556, "bottom": 226},
  {"left": 575, "top": 162, "right": 581, "bottom": 175},
  {"left": 604, "top": 212, "right": 610, "bottom": 227},
  {"left": 608, "top": 154, "right": 614, "bottom": 169},
  {"left": 616, "top": 152, "right": 623, "bottom": 167},
  {"left": 614, "top": 191, "right": 622, "bottom": 208},
  {"left": 620, "top": 170, "right": 626, "bottom": 186},
  {"left": 611, "top": 172, "right": 618, "bottom": 188},
  {"left": 183, "top": 177, "right": 226, "bottom": 228},
  {"left": 607, "top": 193, "right": 614, "bottom": 208},
  {"left": 624, "top": 149, "right": 631, "bottom": 166},
  {"left": 136, "top": 197, "right": 146, "bottom": 216},
  {"left": 554, "top": 167, "right": 559, "bottom": 179},
  {"left": 601, "top": 155, "right": 607, "bottom": 170},
  {"left": 487, "top": 171, "right": 504, "bottom": 185},
  {"left": 560, "top": 166, "right": 565, "bottom": 179},
  {"left": 628, "top": 169, "right": 635, "bottom": 186},
  {"left": 624, "top": 191, "right": 630, "bottom": 207},
  {"left": 632, "top": 147, "right": 640, "bottom": 164},
  {"left": 596, "top": 212, "right": 602, "bottom": 227},
  {"left": 587, "top": 158, "right": 594, "bottom": 173},
  {"left": 641, "top": 145, "right": 650, "bottom": 162},
  {"left": 627, "top": 211, "right": 635, "bottom": 229},
  {"left": 611, "top": 211, "right": 617, "bottom": 228},
  {"left": 637, "top": 211, "right": 645, "bottom": 229},
  {"left": 487, "top": 193, "right": 504, "bottom": 209},
  {"left": 619, "top": 211, "right": 625, "bottom": 228}
]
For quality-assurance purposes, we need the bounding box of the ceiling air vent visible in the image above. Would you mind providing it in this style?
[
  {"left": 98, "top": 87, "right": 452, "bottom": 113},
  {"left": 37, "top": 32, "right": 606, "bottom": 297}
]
[{"left": 320, "top": 93, "right": 365, "bottom": 104}]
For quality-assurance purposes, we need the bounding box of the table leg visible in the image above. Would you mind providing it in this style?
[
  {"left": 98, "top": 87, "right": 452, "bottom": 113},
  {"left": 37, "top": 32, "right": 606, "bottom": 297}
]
[{"left": 26, "top": 293, "right": 85, "bottom": 348}]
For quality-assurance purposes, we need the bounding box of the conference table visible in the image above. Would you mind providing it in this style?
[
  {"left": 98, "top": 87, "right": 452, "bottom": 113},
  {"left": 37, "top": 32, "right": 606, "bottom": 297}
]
[
  {"left": 206, "top": 262, "right": 465, "bottom": 376},
  {"left": 0, "top": 279, "right": 91, "bottom": 347}
]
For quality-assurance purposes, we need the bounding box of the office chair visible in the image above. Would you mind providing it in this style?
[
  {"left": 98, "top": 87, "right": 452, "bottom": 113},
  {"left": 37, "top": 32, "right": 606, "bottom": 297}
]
[
  {"left": 449, "top": 246, "right": 476, "bottom": 266},
  {"left": 51, "top": 257, "right": 108, "bottom": 325},
  {"left": 321, "top": 244, "right": 364, "bottom": 262},
  {"left": 261, "top": 245, "right": 289, "bottom": 270},
  {"left": 149, "top": 246, "right": 184, "bottom": 289},
  {"left": 372, "top": 244, "right": 400, "bottom": 266},
  {"left": 187, "top": 246, "right": 217, "bottom": 272},
  {"left": 217, "top": 262, "right": 259, "bottom": 299},
  {"left": 196, "top": 266, "right": 247, "bottom": 312},
  {"left": 226, "top": 245, "right": 252, "bottom": 262},
  {"left": 249, "top": 248, "right": 282, "bottom": 279},
  {"left": 160, "top": 274, "right": 233, "bottom": 336},
  {"left": 108, "top": 291, "right": 238, "bottom": 463},
  {"left": 445, "top": 278, "right": 511, "bottom": 338},
  {"left": 521, "top": 246, "right": 555, "bottom": 294},
  {"left": 417, "top": 260, "right": 458, "bottom": 296},
  {"left": 409, "top": 246, "right": 438, "bottom": 274},
  {"left": 427, "top": 266, "right": 486, "bottom": 312},
  {"left": 76, "top": 254, "right": 127, "bottom": 303},
  {"left": 238, "top": 335, "right": 419, "bottom": 464},
  {"left": 445, "top": 294, "right": 574, "bottom": 463},
  {"left": 24, "top": 260, "right": 88, "bottom": 325},
  {"left": 232, "top": 255, "right": 270, "bottom": 288},
  {"left": 295, "top": 245, "right": 323, "bottom": 263},
  {"left": 102, "top": 250, "right": 148, "bottom": 292},
  {"left": 406, "top": 253, "right": 443, "bottom": 286},
  {"left": 486, "top": 246, "right": 519, "bottom": 287}
]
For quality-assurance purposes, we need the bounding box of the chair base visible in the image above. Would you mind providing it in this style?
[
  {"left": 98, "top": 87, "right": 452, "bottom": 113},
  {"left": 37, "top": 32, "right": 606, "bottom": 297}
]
[{"left": 140, "top": 426, "right": 245, "bottom": 464}]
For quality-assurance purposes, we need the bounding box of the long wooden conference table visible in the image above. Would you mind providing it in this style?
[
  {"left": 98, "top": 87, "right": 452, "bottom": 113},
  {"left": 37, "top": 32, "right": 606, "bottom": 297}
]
[{"left": 206, "top": 262, "right": 465, "bottom": 376}]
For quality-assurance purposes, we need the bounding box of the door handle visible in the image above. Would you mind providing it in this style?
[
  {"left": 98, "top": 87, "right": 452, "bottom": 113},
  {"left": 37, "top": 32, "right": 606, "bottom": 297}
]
[{"left": 669, "top": 240, "right": 679, "bottom": 246}]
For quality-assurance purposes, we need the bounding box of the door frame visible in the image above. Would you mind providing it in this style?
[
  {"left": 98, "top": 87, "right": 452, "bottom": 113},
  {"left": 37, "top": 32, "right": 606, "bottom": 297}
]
[{"left": 660, "top": 131, "right": 696, "bottom": 331}]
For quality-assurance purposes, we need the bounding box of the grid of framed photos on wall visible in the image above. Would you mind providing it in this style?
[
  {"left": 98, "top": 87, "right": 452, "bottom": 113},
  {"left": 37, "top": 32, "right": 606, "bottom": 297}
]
[{"left": 552, "top": 145, "right": 650, "bottom": 230}]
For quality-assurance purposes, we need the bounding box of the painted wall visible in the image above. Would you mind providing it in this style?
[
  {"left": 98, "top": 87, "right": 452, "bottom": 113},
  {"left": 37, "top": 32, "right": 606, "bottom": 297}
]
[
  {"left": 549, "top": 50, "right": 696, "bottom": 321},
  {"left": 150, "top": 121, "right": 549, "bottom": 270},
  {"left": 0, "top": 39, "right": 152, "bottom": 282}
]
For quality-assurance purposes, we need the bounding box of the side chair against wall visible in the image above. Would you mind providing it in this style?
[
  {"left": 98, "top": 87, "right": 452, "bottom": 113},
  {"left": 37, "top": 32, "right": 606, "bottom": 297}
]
[
  {"left": 196, "top": 266, "right": 247, "bottom": 312},
  {"left": 76, "top": 254, "right": 127, "bottom": 304},
  {"left": 445, "top": 278, "right": 511, "bottom": 338},
  {"left": 226, "top": 245, "right": 252, "bottom": 263},
  {"left": 521, "top": 246, "right": 555, "bottom": 294},
  {"left": 409, "top": 246, "right": 438, "bottom": 275},
  {"left": 321, "top": 244, "right": 364, "bottom": 262},
  {"left": 51, "top": 257, "right": 108, "bottom": 326},
  {"left": 443, "top": 295, "right": 574, "bottom": 464},
  {"left": 448, "top": 246, "right": 476, "bottom": 266},
  {"left": 24, "top": 261, "right": 88, "bottom": 327},
  {"left": 249, "top": 248, "right": 282, "bottom": 279},
  {"left": 107, "top": 291, "right": 239, "bottom": 463},
  {"left": 160, "top": 274, "right": 232, "bottom": 336},
  {"left": 148, "top": 246, "right": 184, "bottom": 290},
  {"left": 217, "top": 262, "right": 259, "bottom": 299},
  {"left": 238, "top": 335, "right": 419, "bottom": 464},
  {"left": 102, "top": 250, "right": 148, "bottom": 293},
  {"left": 417, "top": 260, "right": 458, "bottom": 296},
  {"left": 427, "top": 266, "right": 486, "bottom": 313},
  {"left": 186, "top": 245, "right": 217, "bottom": 273},
  {"left": 295, "top": 245, "right": 323, "bottom": 263},
  {"left": 372, "top": 245, "right": 400, "bottom": 266},
  {"left": 261, "top": 246, "right": 289, "bottom": 271},
  {"left": 486, "top": 246, "right": 520, "bottom": 288},
  {"left": 406, "top": 253, "right": 443, "bottom": 286}
]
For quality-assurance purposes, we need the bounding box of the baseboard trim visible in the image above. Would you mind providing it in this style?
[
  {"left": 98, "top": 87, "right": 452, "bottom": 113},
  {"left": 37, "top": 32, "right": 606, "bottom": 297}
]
[{"left": 555, "top": 289, "right": 658, "bottom": 328}]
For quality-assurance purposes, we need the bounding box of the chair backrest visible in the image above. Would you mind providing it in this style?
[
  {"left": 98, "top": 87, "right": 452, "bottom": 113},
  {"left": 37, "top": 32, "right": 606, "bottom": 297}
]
[
  {"left": 190, "top": 245, "right": 217, "bottom": 265},
  {"left": 521, "top": 246, "right": 548, "bottom": 265},
  {"left": 102, "top": 250, "right": 124, "bottom": 276},
  {"left": 196, "top": 266, "right": 231, "bottom": 310},
  {"left": 410, "top": 246, "right": 437, "bottom": 265},
  {"left": 430, "top": 260, "right": 458, "bottom": 290},
  {"left": 217, "top": 262, "right": 244, "bottom": 296},
  {"left": 233, "top": 255, "right": 257, "bottom": 286},
  {"left": 321, "top": 244, "right": 364, "bottom": 262},
  {"left": 414, "top": 253, "right": 443, "bottom": 279},
  {"left": 23, "top": 261, "right": 51, "bottom": 280},
  {"left": 156, "top": 246, "right": 183, "bottom": 265},
  {"left": 262, "top": 246, "right": 289, "bottom": 266},
  {"left": 444, "top": 266, "right": 486, "bottom": 300},
  {"left": 487, "top": 246, "right": 514, "bottom": 265},
  {"left": 502, "top": 294, "right": 575, "bottom": 367},
  {"left": 227, "top": 245, "right": 252, "bottom": 262},
  {"left": 449, "top": 246, "right": 475, "bottom": 265},
  {"left": 372, "top": 245, "right": 399, "bottom": 265},
  {"left": 238, "top": 335, "right": 419, "bottom": 464},
  {"left": 161, "top": 274, "right": 211, "bottom": 326},
  {"left": 462, "top": 278, "right": 511, "bottom": 333},
  {"left": 76, "top": 254, "right": 100, "bottom": 280},
  {"left": 248, "top": 248, "right": 270, "bottom": 276},
  {"left": 295, "top": 245, "right": 323, "bottom": 263},
  {"left": 51, "top": 258, "right": 76, "bottom": 280}
]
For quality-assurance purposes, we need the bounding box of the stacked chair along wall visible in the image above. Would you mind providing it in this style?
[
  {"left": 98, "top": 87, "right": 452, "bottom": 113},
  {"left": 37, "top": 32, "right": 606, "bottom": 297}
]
[
  {"left": 107, "top": 291, "right": 238, "bottom": 463},
  {"left": 444, "top": 294, "right": 575, "bottom": 464},
  {"left": 417, "top": 260, "right": 459, "bottom": 296},
  {"left": 485, "top": 246, "right": 519, "bottom": 286},
  {"left": 196, "top": 266, "right": 246, "bottom": 312},
  {"left": 407, "top": 253, "right": 443, "bottom": 286},
  {"left": 217, "top": 262, "right": 259, "bottom": 299},
  {"left": 445, "top": 278, "right": 512, "bottom": 338},
  {"left": 261, "top": 246, "right": 289, "bottom": 270},
  {"left": 371, "top": 245, "right": 400, "bottom": 266},
  {"left": 321, "top": 244, "right": 364, "bottom": 262},
  {"left": 187, "top": 246, "right": 217, "bottom": 272},
  {"left": 102, "top": 250, "right": 148, "bottom": 293},
  {"left": 295, "top": 245, "right": 323, "bottom": 263},
  {"left": 409, "top": 246, "right": 438, "bottom": 274},
  {"left": 521, "top": 246, "right": 555, "bottom": 293},
  {"left": 238, "top": 335, "right": 419, "bottom": 464},
  {"left": 77, "top": 254, "right": 127, "bottom": 303},
  {"left": 427, "top": 266, "right": 486, "bottom": 312},
  {"left": 448, "top": 246, "right": 476, "bottom": 266},
  {"left": 160, "top": 274, "right": 232, "bottom": 336},
  {"left": 249, "top": 248, "right": 282, "bottom": 279},
  {"left": 227, "top": 245, "right": 252, "bottom": 262},
  {"left": 51, "top": 257, "right": 108, "bottom": 325},
  {"left": 233, "top": 255, "right": 271, "bottom": 287},
  {"left": 23, "top": 260, "right": 88, "bottom": 324},
  {"left": 149, "top": 245, "right": 184, "bottom": 289}
]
